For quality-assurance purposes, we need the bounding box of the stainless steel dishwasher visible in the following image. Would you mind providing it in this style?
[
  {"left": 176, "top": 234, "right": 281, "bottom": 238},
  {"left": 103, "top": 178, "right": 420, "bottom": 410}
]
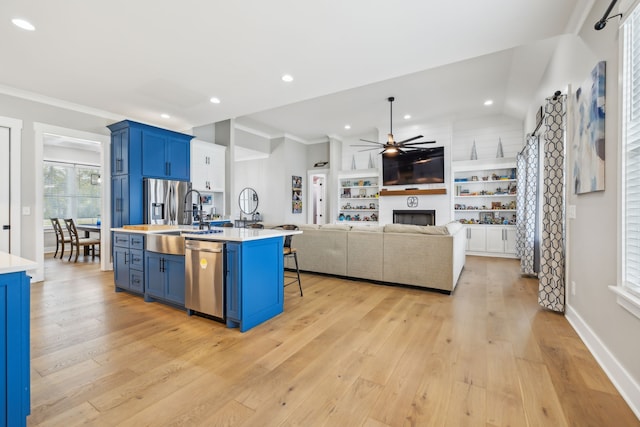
[{"left": 185, "top": 239, "right": 226, "bottom": 321}]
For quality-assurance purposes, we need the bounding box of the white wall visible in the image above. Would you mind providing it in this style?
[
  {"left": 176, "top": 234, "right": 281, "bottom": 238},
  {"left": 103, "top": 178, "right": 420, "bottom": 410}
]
[
  {"left": 0, "top": 93, "right": 115, "bottom": 280},
  {"left": 233, "top": 136, "right": 308, "bottom": 224},
  {"left": 527, "top": 0, "right": 640, "bottom": 414}
]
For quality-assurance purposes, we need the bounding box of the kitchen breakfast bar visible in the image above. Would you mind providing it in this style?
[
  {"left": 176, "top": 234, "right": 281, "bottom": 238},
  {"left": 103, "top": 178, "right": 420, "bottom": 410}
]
[{"left": 111, "top": 225, "right": 301, "bottom": 332}]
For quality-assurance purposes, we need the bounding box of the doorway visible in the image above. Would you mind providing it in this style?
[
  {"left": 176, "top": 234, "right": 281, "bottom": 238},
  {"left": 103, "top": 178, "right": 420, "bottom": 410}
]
[
  {"left": 34, "top": 123, "right": 110, "bottom": 282},
  {"left": 307, "top": 171, "right": 328, "bottom": 225},
  {"left": 0, "top": 126, "right": 9, "bottom": 252},
  {"left": 0, "top": 117, "right": 23, "bottom": 257}
]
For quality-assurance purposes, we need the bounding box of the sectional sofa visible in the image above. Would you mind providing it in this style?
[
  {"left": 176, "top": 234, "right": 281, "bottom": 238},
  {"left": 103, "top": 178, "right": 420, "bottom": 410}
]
[{"left": 282, "top": 222, "right": 466, "bottom": 294}]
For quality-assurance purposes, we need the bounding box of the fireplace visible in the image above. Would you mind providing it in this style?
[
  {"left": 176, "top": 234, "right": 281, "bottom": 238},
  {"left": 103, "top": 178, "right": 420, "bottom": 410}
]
[{"left": 393, "top": 210, "right": 436, "bottom": 226}]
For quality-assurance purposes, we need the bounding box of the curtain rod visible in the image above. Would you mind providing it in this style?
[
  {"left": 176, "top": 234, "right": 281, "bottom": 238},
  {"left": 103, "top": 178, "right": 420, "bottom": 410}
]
[
  {"left": 595, "top": 0, "right": 621, "bottom": 30},
  {"left": 519, "top": 90, "right": 564, "bottom": 155}
]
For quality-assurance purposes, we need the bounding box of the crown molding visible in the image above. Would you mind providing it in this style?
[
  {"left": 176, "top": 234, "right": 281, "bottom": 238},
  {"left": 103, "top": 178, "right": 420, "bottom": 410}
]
[
  {"left": 234, "top": 123, "right": 273, "bottom": 139},
  {"left": 0, "top": 84, "right": 122, "bottom": 121}
]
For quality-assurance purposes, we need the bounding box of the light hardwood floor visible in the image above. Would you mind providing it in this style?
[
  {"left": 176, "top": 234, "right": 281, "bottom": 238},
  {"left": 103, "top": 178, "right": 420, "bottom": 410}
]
[{"left": 27, "top": 255, "right": 639, "bottom": 426}]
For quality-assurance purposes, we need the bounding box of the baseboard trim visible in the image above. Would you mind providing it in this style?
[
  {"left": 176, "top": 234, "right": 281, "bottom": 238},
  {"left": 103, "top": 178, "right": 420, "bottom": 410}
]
[{"left": 565, "top": 305, "right": 640, "bottom": 420}]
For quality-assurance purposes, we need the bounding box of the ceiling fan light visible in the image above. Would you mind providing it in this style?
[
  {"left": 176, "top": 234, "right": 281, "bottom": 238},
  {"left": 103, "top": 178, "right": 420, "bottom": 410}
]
[
  {"left": 385, "top": 147, "right": 398, "bottom": 154},
  {"left": 387, "top": 133, "right": 395, "bottom": 143}
]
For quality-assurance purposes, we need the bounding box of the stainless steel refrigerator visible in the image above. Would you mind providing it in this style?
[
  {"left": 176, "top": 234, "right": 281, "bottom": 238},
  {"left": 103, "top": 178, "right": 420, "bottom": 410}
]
[{"left": 144, "top": 178, "right": 192, "bottom": 225}]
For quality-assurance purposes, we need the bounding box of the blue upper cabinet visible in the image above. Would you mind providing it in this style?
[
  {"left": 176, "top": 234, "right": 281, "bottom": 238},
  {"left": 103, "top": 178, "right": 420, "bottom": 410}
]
[
  {"left": 141, "top": 130, "right": 191, "bottom": 181},
  {"left": 108, "top": 120, "right": 193, "bottom": 227},
  {"left": 108, "top": 120, "right": 192, "bottom": 181}
]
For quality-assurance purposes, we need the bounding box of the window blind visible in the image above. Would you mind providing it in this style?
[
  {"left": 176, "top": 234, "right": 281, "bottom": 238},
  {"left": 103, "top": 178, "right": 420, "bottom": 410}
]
[{"left": 622, "top": 5, "right": 640, "bottom": 296}]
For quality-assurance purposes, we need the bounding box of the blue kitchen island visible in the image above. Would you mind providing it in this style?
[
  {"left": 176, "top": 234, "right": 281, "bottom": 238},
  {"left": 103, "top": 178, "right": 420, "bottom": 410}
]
[
  {"left": 111, "top": 225, "right": 301, "bottom": 332},
  {"left": 0, "top": 252, "right": 36, "bottom": 427}
]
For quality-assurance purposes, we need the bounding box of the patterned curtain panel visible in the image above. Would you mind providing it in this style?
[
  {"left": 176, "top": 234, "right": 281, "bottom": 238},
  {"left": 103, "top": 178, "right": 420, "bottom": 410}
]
[
  {"left": 516, "top": 134, "right": 540, "bottom": 275},
  {"left": 538, "top": 96, "right": 566, "bottom": 312}
]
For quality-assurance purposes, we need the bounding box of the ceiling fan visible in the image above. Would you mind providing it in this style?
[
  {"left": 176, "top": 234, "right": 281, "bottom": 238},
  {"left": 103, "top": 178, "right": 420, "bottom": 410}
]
[{"left": 352, "top": 96, "right": 436, "bottom": 155}]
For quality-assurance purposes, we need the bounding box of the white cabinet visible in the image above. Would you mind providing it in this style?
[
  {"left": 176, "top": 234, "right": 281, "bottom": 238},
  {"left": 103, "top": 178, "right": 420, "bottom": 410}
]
[
  {"left": 466, "top": 225, "right": 487, "bottom": 252},
  {"left": 337, "top": 171, "right": 379, "bottom": 224},
  {"left": 466, "top": 224, "right": 517, "bottom": 258},
  {"left": 452, "top": 158, "right": 517, "bottom": 226},
  {"left": 191, "top": 139, "right": 226, "bottom": 192}
]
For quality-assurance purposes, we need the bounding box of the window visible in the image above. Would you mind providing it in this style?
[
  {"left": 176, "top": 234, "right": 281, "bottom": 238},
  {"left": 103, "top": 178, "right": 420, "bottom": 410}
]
[
  {"left": 43, "top": 161, "right": 101, "bottom": 226},
  {"left": 615, "top": 3, "right": 640, "bottom": 318}
]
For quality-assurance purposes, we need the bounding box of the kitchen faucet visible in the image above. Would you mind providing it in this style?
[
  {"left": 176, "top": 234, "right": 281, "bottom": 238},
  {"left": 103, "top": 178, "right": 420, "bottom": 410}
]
[{"left": 184, "top": 189, "right": 209, "bottom": 230}]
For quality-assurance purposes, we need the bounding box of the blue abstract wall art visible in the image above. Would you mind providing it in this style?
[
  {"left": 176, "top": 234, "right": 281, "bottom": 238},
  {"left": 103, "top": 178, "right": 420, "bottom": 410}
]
[{"left": 572, "top": 61, "right": 606, "bottom": 194}]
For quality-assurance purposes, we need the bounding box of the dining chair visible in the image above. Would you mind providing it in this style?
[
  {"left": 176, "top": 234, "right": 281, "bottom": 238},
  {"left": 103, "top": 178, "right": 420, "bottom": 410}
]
[
  {"left": 274, "top": 224, "right": 302, "bottom": 296},
  {"left": 64, "top": 218, "right": 100, "bottom": 262},
  {"left": 50, "top": 218, "right": 71, "bottom": 259},
  {"left": 248, "top": 223, "right": 264, "bottom": 229},
  {"left": 222, "top": 222, "right": 234, "bottom": 228}
]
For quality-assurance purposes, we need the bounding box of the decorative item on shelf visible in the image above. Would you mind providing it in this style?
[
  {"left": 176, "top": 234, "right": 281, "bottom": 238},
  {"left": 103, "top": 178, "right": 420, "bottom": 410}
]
[
  {"left": 471, "top": 175, "right": 478, "bottom": 181},
  {"left": 496, "top": 138, "right": 504, "bottom": 158},
  {"left": 482, "top": 176, "right": 489, "bottom": 181},
  {"left": 338, "top": 213, "right": 345, "bottom": 221},
  {"left": 370, "top": 213, "right": 378, "bottom": 221},
  {"left": 470, "top": 140, "right": 478, "bottom": 160}
]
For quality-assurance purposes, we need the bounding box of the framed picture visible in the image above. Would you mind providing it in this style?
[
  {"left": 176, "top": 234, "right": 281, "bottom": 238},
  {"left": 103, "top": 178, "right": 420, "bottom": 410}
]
[
  {"left": 199, "top": 194, "right": 212, "bottom": 205},
  {"left": 573, "top": 61, "right": 606, "bottom": 194},
  {"left": 292, "top": 175, "right": 302, "bottom": 213},
  {"left": 491, "top": 201, "right": 502, "bottom": 210}
]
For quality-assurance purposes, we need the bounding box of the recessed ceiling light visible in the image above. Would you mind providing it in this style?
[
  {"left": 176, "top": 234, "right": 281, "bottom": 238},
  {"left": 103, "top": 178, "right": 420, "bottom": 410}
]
[
  {"left": 161, "top": 113, "right": 170, "bottom": 119},
  {"left": 484, "top": 99, "right": 494, "bottom": 106},
  {"left": 12, "top": 18, "right": 35, "bottom": 31},
  {"left": 403, "top": 114, "right": 411, "bottom": 120},
  {"left": 344, "top": 125, "right": 351, "bottom": 130},
  {"left": 210, "top": 97, "right": 221, "bottom": 104},
  {"left": 281, "top": 74, "right": 294, "bottom": 82}
]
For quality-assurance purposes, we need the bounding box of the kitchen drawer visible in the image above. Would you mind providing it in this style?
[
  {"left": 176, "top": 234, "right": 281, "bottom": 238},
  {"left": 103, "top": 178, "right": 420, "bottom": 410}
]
[
  {"left": 130, "top": 234, "right": 144, "bottom": 250},
  {"left": 130, "top": 249, "right": 144, "bottom": 270},
  {"left": 113, "top": 233, "right": 130, "bottom": 248},
  {"left": 129, "top": 270, "right": 144, "bottom": 293}
]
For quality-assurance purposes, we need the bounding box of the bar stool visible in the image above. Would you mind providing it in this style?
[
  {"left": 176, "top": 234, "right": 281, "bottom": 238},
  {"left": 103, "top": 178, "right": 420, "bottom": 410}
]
[{"left": 275, "top": 225, "right": 302, "bottom": 296}]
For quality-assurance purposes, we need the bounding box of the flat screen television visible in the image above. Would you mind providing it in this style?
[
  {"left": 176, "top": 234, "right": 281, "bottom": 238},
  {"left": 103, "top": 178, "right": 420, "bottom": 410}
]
[{"left": 382, "top": 147, "right": 445, "bottom": 186}]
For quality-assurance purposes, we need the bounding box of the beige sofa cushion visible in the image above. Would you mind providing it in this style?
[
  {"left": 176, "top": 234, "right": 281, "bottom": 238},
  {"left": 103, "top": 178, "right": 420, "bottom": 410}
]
[
  {"left": 286, "top": 226, "right": 348, "bottom": 276},
  {"left": 384, "top": 223, "right": 449, "bottom": 235},
  {"left": 383, "top": 232, "right": 454, "bottom": 290},
  {"left": 347, "top": 228, "right": 383, "bottom": 281},
  {"left": 320, "top": 224, "right": 352, "bottom": 231}
]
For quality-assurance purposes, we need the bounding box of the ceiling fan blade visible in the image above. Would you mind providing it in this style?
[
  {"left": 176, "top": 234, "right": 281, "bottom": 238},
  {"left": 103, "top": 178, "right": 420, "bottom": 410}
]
[
  {"left": 397, "top": 135, "right": 424, "bottom": 144},
  {"left": 359, "top": 138, "right": 381, "bottom": 144},
  {"left": 402, "top": 140, "right": 437, "bottom": 146},
  {"left": 358, "top": 147, "right": 382, "bottom": 152},
  {"left": 352, "top": 143, "right": 384, "bottom": 147}
]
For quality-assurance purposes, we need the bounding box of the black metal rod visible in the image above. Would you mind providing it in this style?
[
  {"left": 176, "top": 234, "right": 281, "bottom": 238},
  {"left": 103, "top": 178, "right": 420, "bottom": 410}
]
[{"left": 595, "top": 0, "right": 620, "bottom": 30}]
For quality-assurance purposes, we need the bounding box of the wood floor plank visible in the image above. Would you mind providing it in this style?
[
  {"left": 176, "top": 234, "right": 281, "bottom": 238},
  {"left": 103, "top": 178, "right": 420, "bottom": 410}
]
[{"left": 25, "top": 255, "right": 639, "bottom": 427}]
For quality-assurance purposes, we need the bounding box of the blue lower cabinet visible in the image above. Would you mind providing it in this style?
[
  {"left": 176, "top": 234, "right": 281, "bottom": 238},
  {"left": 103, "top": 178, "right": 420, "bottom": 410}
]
[
  {"left": 1, "top": 271, "right": 31, "bottom": 427},
  {"left": 225, "top": 238, "right": 284, "bottom": 332},
  {"left": 144, "top": 252, "right": 185, "bottom": 306},
  {"left": 113, "top": 233, "right": 144, "bottom": 294}
]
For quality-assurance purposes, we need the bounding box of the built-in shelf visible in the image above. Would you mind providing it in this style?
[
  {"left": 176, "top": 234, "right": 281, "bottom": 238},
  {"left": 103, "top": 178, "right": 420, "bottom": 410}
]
[{"left": 379, "top": 188, "right": 447, "bottom": 196}]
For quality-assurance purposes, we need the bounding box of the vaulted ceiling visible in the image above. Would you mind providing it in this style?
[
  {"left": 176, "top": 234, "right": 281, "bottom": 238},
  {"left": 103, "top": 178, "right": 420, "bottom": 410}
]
[{"left": 1, "top": 1, "right": 594, "bottom": 141}]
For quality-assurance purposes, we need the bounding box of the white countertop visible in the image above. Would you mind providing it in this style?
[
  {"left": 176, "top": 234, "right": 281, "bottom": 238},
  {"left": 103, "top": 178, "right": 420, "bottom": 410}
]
[
  {"left": 0, "top": 252, "right": 38, "bottom": 274},
  {"left": 111, "top": 226, "right": 301, "bottom": 242}
]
